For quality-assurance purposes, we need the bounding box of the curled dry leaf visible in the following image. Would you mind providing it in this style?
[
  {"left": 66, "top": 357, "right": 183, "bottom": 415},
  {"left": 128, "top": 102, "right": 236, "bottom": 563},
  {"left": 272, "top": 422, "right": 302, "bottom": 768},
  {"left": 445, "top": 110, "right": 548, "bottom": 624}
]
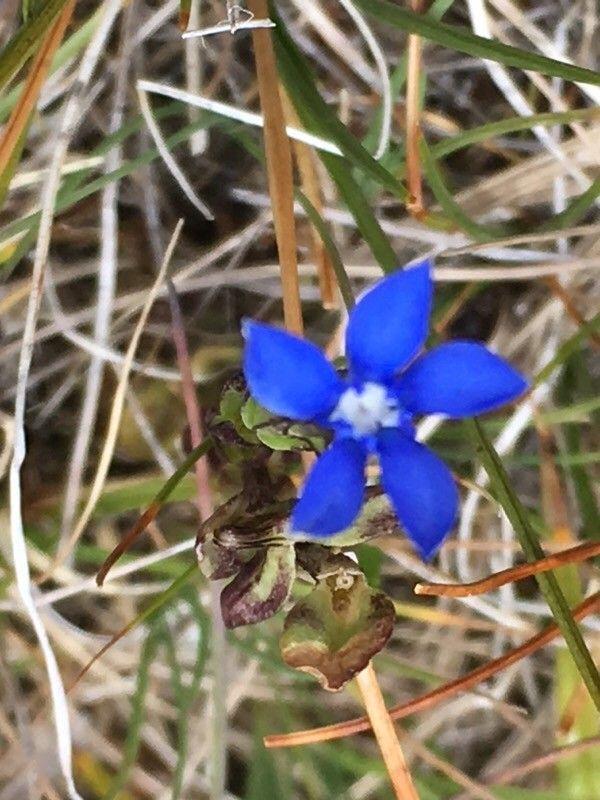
[
  {"left": 220, "top": 544, "right": 296, "bottom": 628},
  {"left": 280, "top": 571, "right": 395, "bottom": 691}
]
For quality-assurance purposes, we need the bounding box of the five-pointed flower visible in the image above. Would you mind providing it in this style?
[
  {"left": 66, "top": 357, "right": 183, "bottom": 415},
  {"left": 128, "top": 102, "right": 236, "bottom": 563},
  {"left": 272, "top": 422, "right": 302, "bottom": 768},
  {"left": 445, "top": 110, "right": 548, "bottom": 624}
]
[{"left": 242, "top": 261, "right": 528, "bottom": 558}]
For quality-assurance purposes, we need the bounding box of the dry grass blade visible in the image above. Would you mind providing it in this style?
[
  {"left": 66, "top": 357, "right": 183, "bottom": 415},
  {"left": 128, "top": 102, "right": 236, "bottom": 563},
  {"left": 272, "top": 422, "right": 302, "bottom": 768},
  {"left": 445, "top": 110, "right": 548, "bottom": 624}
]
[
  {"left": 282, "top": 89, "right": 337, "bottom": 308},
  {"left": 488, "top": 735, "right": 600, "bottom": 785},
  {"left": 246, "top": 0, "right": 303, "bottom": 334},
  {"left": 544, "top": 276, "right": 600, "bottom": 349},
  {"left": 405, "top": 0, "right": 425, "bottom": 218}
]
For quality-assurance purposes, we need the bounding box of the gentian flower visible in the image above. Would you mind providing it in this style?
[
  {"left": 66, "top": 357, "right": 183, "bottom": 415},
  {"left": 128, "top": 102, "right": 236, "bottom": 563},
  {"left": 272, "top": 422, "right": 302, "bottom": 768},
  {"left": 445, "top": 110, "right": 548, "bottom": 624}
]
[{"left": 242, "top": 261, "right": 527, "bottom": 558}]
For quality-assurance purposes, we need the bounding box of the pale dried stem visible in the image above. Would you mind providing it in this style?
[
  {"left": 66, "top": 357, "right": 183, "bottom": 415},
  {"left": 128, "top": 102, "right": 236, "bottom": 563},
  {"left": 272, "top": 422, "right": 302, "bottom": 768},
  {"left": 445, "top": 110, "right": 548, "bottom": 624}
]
[
  {"left": 405, "top": 0, "right": 425, "bottom": 218},
  {"left": 355, "top": 663, "right": 420, "bottom": 800},
  {"left": 247, "top": 0, "right": 303, "bottom": 333},
  {"left": 281, "top": 89, "right": 337, "bottom": 308}
]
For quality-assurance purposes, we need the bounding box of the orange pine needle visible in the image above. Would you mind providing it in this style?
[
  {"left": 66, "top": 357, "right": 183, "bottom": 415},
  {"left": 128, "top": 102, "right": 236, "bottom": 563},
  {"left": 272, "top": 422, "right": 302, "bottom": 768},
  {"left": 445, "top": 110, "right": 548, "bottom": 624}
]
[
  {"left": 264, "top": 592, "right": 600, "bottom": 748},
  {"left": 414, "top": 539, "right": 600, "bottom": 598}
]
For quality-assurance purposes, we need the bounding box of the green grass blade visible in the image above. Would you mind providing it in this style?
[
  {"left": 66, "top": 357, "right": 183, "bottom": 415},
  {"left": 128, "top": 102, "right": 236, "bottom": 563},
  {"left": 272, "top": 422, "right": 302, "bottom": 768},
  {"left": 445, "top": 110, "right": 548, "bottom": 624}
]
[
  {"left": 420, "top": 140, "right": 504, "bottom": 240},
  {"left": 363, "top": 0, "right": 457, "bottom": 153},
  {"left": 352, "top": 0, "right": 600, "bottom": 86},
  {"left": 535, "top": 313, "right": 600, "bottom": 386},
  {"left": 269, "top": 4, "right": 407, "bottom": 200},
  {"left": 170, "top": 590, "right": 210, "bottom": 800},
  {"left": 296, "top": 191, "right": 356, "bottom": 310},
  {"left": 269, "top": 11, "right": 398, "bottom": 272},
  {"left": 103, "top": 619, "right": 165, "bottom": 800},
  {"left": 431, "top": 108, "right": 600, "bottom": 160},
  {"left": 471, "top": 419, "right": 600, "bottom": 711},
  {"left": 538, "top": 177, "right": 600, "bottom": 232},
  {"left": 319, "top": 150, "right": 398, "bottom": 272},
  {"left": 559, "top": 359, "right": 600, "bottom": 539},
  {"left": 0, "top": 0, "right": 71, "bottom": 91},
  {"left": 0, "top": 10, "right": 100, "bottom": 122}
]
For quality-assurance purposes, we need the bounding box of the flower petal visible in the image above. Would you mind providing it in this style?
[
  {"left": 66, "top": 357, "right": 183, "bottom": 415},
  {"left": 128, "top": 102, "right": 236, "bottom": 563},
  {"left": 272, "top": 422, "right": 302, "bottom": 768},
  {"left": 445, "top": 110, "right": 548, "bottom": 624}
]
[
  {"left": 243, "top": 320, "right": 344, "bottom": 421},
  {"left": 291, "top": 439, "right": 367, "bottom": 537},
  {"left": 377, "top": 429, "right": 457, "bottom": 559},
  {"left": 345, "top": 261, "right": 432, "bottom": 381},
  {"left": 396, "top": 341, "right": 528, "bottom": 418}
]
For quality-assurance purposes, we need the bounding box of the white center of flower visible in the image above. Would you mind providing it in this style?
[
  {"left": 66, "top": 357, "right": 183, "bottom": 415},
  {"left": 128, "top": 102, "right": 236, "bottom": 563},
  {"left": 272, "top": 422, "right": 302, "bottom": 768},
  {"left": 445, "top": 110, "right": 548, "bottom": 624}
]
[{"left": 330, "top": 382, "right": 399, "bottom": 437}]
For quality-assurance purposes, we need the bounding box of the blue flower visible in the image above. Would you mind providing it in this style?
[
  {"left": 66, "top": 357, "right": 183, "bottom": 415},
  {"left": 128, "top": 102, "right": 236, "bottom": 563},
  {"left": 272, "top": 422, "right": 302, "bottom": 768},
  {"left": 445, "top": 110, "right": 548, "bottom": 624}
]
[{"left": 242, "top": 261, "right": 528, "bottom": 559}]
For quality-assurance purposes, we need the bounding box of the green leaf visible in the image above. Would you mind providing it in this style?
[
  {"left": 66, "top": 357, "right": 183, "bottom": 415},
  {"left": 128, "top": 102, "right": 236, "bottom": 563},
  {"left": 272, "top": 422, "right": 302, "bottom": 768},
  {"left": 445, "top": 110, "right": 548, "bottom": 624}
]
[
  {"left": 296, "top": 191, "right": 355, "bottom": 310},
  {"left": 241, "top": 397, "right": 272, "bottom": 430},
  {"left": 219, "top": 387, "right": 245, "bottom": 423},
  {"left": 352, "top": 0, "right": 600, "bottom": 86},
  {"left": 471, "top": 419, "right": 600, "bottom": 711},
  {"left": 255, "top": 428, "right": 310, "bottom": 451}
]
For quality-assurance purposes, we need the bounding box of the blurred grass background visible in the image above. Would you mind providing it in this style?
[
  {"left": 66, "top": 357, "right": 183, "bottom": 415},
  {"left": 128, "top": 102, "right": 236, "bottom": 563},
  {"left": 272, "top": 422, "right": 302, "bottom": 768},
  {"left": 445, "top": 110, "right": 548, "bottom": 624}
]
[{"left": 0, "top": 0, "right": 599, "bottom": 798}]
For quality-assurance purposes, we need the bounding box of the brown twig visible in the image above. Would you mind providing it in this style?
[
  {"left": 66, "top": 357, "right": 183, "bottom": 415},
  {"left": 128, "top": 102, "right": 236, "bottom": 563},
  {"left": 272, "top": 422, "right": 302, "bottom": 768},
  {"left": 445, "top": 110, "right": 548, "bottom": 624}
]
[
  {"left": 414, "top": 539, "right": 600, "bottom": 598},
  {"left": 264, "top": 592, "right": 600, "bottom": 748},
  {"left": 355, "top": 663, "right": 420, "bottom": 800},
  {"left": 247, "top": 0, "right": 303, "bottom": 334}
]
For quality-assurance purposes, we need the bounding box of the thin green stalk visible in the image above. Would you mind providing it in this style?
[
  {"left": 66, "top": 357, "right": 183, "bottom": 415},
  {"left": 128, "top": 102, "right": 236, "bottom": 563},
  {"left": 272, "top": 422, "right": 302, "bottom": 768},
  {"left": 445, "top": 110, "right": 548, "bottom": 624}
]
[
  {"left": 420, "top": 140, "right": 504, "bottom": 241},
  {"left": 535, "top": 313, "right": 600, "bottom": 386},
  {"left": 471, "top": 419, "right": 600, "bottom": 711},
  {"left": 296, "top": 191, "right": 355, "bottom": 311},
  {"left": 431, "top": 108, "right": 600, "bottom": 160},
  {"left": 103, "top": 619, "right": 165, "bottom": 800}
]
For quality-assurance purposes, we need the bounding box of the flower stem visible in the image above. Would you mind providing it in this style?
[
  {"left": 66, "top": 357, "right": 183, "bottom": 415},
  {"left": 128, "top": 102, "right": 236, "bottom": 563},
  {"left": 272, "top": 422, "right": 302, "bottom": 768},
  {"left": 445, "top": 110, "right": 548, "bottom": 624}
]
[{"left": 355, "top": 662, "right": 420, "bottom": 800}]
